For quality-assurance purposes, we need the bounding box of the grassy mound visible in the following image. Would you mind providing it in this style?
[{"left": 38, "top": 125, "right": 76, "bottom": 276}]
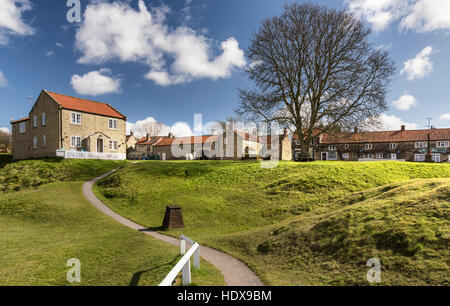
[
  {"left": 95, "top": 161, "right": 450, "bottom": 285},
  {"left": 219, "top": 178, "right": 449, "bottom": 285},
  {"left": 0, "top": 182, "right": 224, "bottom": 286},
  {"left": 0, "top": 158, "right": 125, "bottom": 193}
]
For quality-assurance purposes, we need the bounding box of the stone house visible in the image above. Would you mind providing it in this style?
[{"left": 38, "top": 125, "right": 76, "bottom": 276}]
[
  {"left": 127, "top": 134, "right": 171, "bottom": 160},
  {"left": 292, "top": 126, "right": 450, "bottom": 163},
  {"left": 258, "top": 129, "right": 292, "bottom": 161},
  {"left": 10, "top": 90, "right": 127, "bottom": 160}
]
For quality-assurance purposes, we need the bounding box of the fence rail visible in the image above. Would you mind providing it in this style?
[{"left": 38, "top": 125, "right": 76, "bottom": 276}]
[
  {"left": 56, "top": 150, "right": 126, "bottom": 160},
  {"left": 159, "top": 235, "right": 200, "bottom": 286}
]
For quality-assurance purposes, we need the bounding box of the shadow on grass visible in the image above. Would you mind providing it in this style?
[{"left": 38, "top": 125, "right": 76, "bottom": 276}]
[
  {"left": 139, "top": 226, "right": 166, "bottom": 232},
  {"left": 129, "top": 256, "right": 180, "bottom": 286}
]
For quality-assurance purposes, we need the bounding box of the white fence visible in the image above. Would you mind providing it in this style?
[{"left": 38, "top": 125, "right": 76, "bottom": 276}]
[
  {"left": 56, "top": 150, "right": 126, "bottom": 160},
  {"left": 159, "top": 235, "right": 200, "bottom": 286}
]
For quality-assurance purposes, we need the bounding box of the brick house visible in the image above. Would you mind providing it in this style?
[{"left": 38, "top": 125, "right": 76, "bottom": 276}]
[
  {"left": 10, "top": 90, "right": 127, "bottom": 160},
  {"left": 293, "top": 126, "right": 450, "bottom": 163},
  {"left": 127, "top": 133, "right": 171, "bottom": 160}
]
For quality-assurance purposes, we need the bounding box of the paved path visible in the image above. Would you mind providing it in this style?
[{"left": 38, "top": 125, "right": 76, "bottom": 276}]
[{"left": 83, "top": 169, "right": 263, "bottom": 286}]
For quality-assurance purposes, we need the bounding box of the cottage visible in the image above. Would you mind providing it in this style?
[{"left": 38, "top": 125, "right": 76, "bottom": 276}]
[
  {"left": 10, "top": 90, "right": 127, "bottom": 160},
  {"left": 292, "top": 125, "right": 450, "bottom": 163}
]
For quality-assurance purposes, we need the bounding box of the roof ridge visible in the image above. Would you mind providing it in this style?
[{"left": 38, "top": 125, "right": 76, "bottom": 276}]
[{"left": 46, "top": 90, "right": 109, "bottom": 105}]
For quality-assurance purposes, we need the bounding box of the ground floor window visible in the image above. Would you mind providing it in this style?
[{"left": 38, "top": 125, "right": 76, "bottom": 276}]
[
  {"left": 431, "top": 154, "right": 441, "bottom": 163},
  {"left": 376, "top": 153, "right": 384, "bottom": 159},
  {"left": 33, "top": 136, "right": 37, "bottom": 149},
  {"left": 109, "top": 140, "right": 118, "bottom": 151},
  {"left": 342, "top": 153, "right": 349, "bottom": 159},
  {"left": 71, "top": 136, "right": 81, "bottom": 148},
  {"left": 42, "top": 135, "right": 46, "bottom": 148},
  {"left": 328, "top": 152, "right": 337, "bottom": 160},
  {"left": 414, "top": 154, "right": 425, "bottom": 162},
  {"left": 391, "top": 153, "right": 397, "bottom": 160}
]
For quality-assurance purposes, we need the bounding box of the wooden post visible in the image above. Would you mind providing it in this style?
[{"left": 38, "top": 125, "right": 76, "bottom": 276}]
[
  {"left": 180, "top": 239, "right": 186, "bottom": 255},
  {"left": 182, "top": 259, "right": 191, "bottom": 286}
]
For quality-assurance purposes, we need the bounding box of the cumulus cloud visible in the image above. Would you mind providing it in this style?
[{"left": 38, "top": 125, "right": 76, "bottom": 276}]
[
  {"left": 375, "top": 113, "right": 419, "bottom": 130},
  {"left": 127, "top": 117, "right": 194, "bottom": 138},
  {"left": 400, "top": 46, "right": 433, "bottom": 81},
  {"left": 0, "top": 70, "right": 8, "bottom": 87},
  {"left": 439, "top": 113, "right": 450, "bottom": 121},
  {"left": 71, "top": 69, "right": 122, "bottom": 96},
  {"left": 345, "top": 0, "right": 409, "bottom": 31},
  {"left": 0, "top": 127, "right": 11, "bottom": 134},
  {"left": 346, "top": 0, "right": 450, "bottom": 33},
  {"left": 75, "top": 0, "right": 246, "bottom": 86},
  {"left": 392, "top": 93, "right": 419, "bottom": 111},
  {"left": 400, "top": 0, "right": 450, "bottom": 32},
  {"left": 0, "top": 0, "right": 34, "bottom": 45}
]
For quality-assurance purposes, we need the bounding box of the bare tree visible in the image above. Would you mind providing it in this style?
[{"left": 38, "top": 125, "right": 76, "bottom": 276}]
[
  {"left": 237, "top": 3, "right": 395, "bottom": 159},
  {"left": 140, "top": 120, "right": 163, "bottom": 137},
  {"left": 0, "top": 130, "right": 12, "bottom": 152}
]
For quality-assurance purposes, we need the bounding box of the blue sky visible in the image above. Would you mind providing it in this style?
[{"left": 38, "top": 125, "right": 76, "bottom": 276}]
[{"left": 0, "top": 0, "right": 449, "bottom": 136}]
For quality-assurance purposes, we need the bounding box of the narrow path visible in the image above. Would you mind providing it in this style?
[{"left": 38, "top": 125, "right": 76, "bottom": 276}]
[{"left": 82, "top": 169, "right": 263, "bottom": 286}]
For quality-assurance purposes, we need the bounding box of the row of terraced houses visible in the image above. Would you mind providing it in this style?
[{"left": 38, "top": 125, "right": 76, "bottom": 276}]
[{"left": 10, "top": 90, "right": 450, "bottom": 163}]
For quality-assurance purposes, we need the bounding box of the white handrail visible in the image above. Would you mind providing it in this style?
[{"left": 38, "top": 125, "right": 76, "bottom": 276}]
[{"left": 159, "top": 236, "right": 201, "bottom": 286}]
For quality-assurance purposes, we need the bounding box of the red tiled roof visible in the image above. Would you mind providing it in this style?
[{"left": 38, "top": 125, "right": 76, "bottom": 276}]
[
  {"left": 46, "top": 91, "right": 126, "bottom": 119},
  {"left": 136, "top": 136, "right": 166, "bottom": 146},
  {"left": 154, "top": 135, "right": 220, "bottom": 147},
  {"left": 321, "top": 128, "right": 450, "bottom": 144},
  {"left": 11, "top": 117, "right": 30, "bottom": 124}
]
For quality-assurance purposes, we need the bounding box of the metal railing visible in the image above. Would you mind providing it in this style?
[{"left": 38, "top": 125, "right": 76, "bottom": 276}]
[
  {"left": 56, "top": 150, "right": 126, "bottom": 160},
  {"left": 159, "top": 235, "right": 200, "bottom": 286}
]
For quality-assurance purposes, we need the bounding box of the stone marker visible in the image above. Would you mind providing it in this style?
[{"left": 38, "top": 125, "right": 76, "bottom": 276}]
[{"left": 162, "top": 206, "right": 184, "bottom": 230}]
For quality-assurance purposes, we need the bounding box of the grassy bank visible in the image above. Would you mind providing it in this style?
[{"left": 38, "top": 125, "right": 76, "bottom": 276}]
[
  {"left": 95, "top": 161, "right": 450, "bottom": 285},
  {"left": 0, "top": 158, "right": 125, "bottom": 193},
  {"left": 0, "top": 158, "right": 224, "bottom": 286}
]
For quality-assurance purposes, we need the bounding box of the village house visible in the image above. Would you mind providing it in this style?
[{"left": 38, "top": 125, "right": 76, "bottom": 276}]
[
  {"left": 292, "top": 125, "right": 450, "bottom": 163},
  {"left": 10, "top": 90, "right": 127, "bottom": 160},
  {"left": 127, "top": 133, "right": 172, "bottom": 160}
]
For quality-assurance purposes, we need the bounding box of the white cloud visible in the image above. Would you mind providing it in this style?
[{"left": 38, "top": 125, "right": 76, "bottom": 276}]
[
  {"left": 71, "top": 69, "right": 121, "bottom": 96},
  {"left": 0, "top": 0, "right": 34, "bottom": 45},
  {"left": 346, "top": 0, "right": 450, "bottom": 33},
  {"left": 75, "top": 0, "right": 245, "bottom": 86},
  {"left": 0, "top": 70, "right": 8, "bottom": 87},
  {"left": 0, "top": 127, "right": 11, "bottom": 134},
  {"left": 46, "top": 50, "right": 55, "bottom": 57},
  {"left": 345, "top": 0, "right": 409, "bottom": 32},
  {"left": 400, "top": 0, "right": 450, "bottom": 32},
  {"left": 376, "top": 113, "right": 419, "bottom": 130},
  {"left": 127, "top": 117, "right": 194, "bottom": 138},
  {"left": 392, "top": 93, "right": 419, "bottom": 110},
  {"left": 56, "top": 42, "right": 63, "bottom": 48},
  {"left": 439, "top": 113, "right": 450, "bottom": 121},
  {"left": 400, "top": 46, "right": 433, "bottom": 81}
]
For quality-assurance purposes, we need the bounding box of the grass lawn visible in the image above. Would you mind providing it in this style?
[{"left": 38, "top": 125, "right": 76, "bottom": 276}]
[
  {"left": 0, "top": 159, "right": 224, "bottom": 286},
  {"left": 94, "top": 160, "right": 450, "bottom": 285}
]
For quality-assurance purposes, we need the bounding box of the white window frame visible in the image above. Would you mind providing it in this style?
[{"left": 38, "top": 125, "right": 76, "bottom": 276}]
[
  {"left": 70, "top": 112, "right": 82, "bottom": 125},
  {"left": 364, "top": 153, "right": 373, "bottom": 159},
  {"left": 328, "top": 145, "right": 337, "bottom": 151},
  {"left": 344, "top": 144, "right": 350, "bottom": 149},
  {"left": 342, "top": 153, "right": 350, "bottom": 159},
  {"left": 19, "top": 122, "right": 26, "bottom": 134},
  {"left": 108, "top": 118, "right": 118, "bottom": 130},
  {"left": 389, "top": 143, "right": 397, "bottom": 149},
  {"left": 436, "top": 141, "right": 449, "bottom": 148},
  {"left": 295, "top": 140, "right": 301, "bottom": 146},
  {"left": 328, "top": 151, "right": 338, "bottom": 160},
  {"left": 414, "top": 154, "right": 426, "bottom": 162},
  {"left": 42, "top": 135, "right": 46, "bottom": 148},
  {"left": 432, "top": 153, "right": 441, "bottom": 163},
  {"left": 364, "top": 144, "right": 373, "bottom": 150},
  {"left": 32, "top": 136, "right": 38, "bottom": 149},
  {"left": 415, "top": 142, "right": 427, "bottom": 148},
  {"left": 391, "top": 153, "right": 397, "bottom": 160},
  {"left": 33, "top": 115, "right": 37, "bottom": 128},
  {"left": 41, "top": 113, "right": 46, "bottom": 126},
  {"left": 109, "top": 140, "right": 118, "bottom": 151},
  {"left": 71, "top": 136, "right": 82, "bottom": 148},
  {"left": 376, "top": 153, "right": 384, "bottom": 159}
]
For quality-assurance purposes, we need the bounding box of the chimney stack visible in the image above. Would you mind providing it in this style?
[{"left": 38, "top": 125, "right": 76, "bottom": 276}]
[
  {"left": 283, "top": 128, "right": 288, "bottom": 137},
  {"left": 130, "top": 131, "right": 134, "bottom": 137},
  {"left": 354, "top": 127, "right": 358, "bottom": 133},
  {"left": 168, "top": 132, "right": 174, "bottom": 138},
  {"left": 147, "top": 133, "right": 151, "bottom": 140},
  {"left": 401, "top": 125, "right": 405, "bottom": 131}
]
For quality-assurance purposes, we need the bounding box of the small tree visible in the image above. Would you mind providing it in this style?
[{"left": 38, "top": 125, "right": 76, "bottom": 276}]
[
  {"left": 237, "top": 3, "right": 395, "bottom": 159},
  {"left": 0, "top": 130, "right": 11, "bottom": 152},
  {"left": 140, "top": 120, "right": 163, "bottom": 137}
]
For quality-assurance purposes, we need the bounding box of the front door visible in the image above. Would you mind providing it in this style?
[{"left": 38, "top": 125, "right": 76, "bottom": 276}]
[
  {"left": 97, "top": 139, "right": 103, "bottom": 153},
  {"left": 321, "top": 152, "right": 328, "bottom": 161}
]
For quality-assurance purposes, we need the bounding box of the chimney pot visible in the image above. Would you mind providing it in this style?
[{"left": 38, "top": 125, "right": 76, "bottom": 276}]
[
  {"left": 401, "top": 125, "right": 405, "bottom": 131},
  {"left": 168, "top": 132, "right": 174, "bottom": 138}
]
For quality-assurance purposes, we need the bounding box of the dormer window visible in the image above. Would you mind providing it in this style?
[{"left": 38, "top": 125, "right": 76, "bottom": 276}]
[{"left": 71, "top": 112, "right": 82, "bottom": 125}]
